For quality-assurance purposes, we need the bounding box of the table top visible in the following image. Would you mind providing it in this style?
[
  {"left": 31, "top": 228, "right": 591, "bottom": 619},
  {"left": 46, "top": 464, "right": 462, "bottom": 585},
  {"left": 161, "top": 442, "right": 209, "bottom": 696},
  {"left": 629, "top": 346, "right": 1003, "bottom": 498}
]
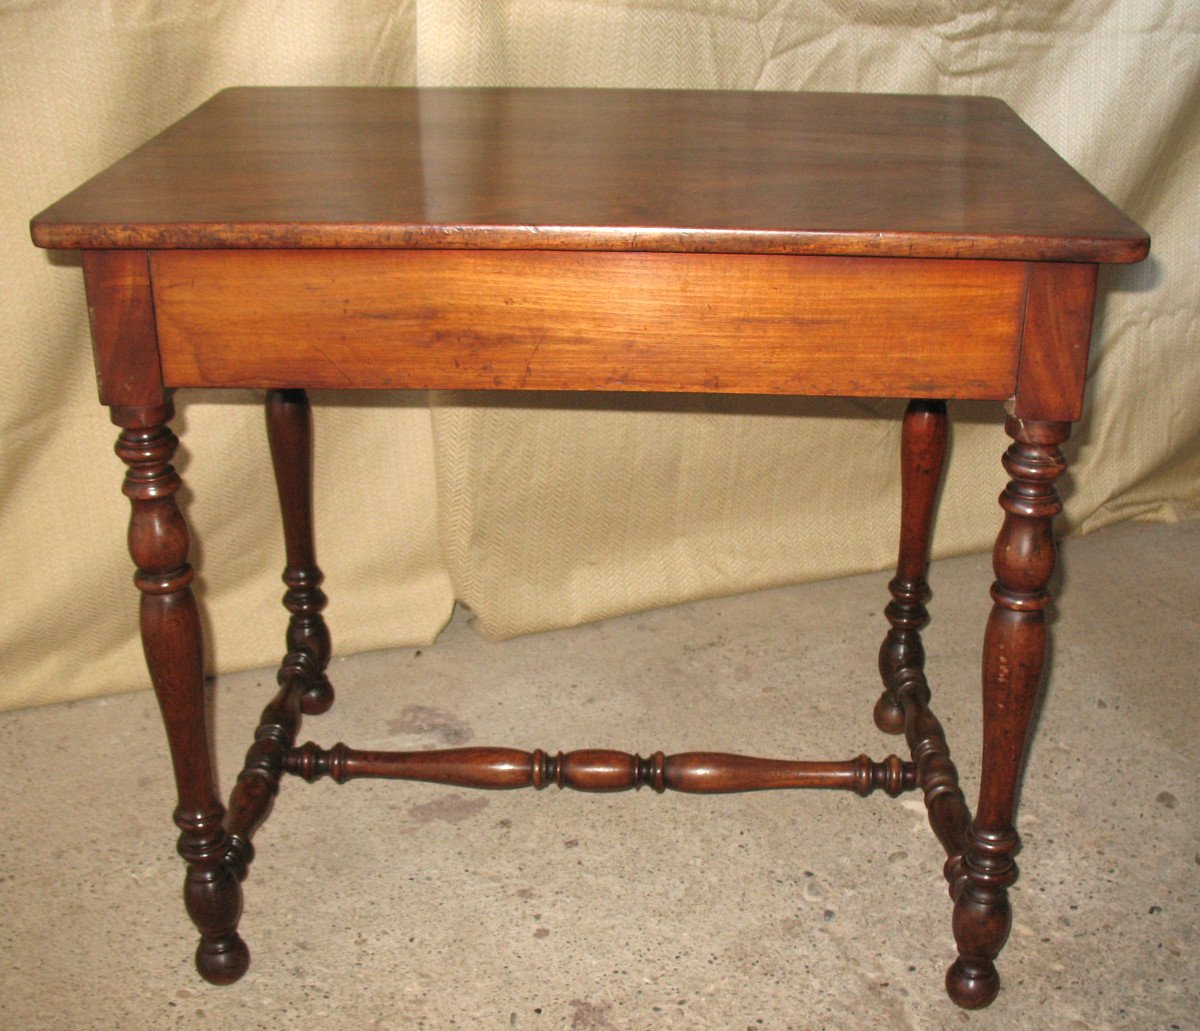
[{"left": 31, "top": 87, "right": 1147, "bottom": 263}]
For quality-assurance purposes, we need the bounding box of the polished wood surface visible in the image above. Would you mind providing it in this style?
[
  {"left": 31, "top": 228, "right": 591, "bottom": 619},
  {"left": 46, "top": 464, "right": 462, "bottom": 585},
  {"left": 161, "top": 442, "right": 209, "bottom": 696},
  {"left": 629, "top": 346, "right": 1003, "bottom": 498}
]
[
  {"left": 33, "top": 87, "right": 1147, "bottom": 263},
  {"left": 81, "top": 250, "right": 164, "bottom": 410},
  {"left": 152, "top": 249, "right": 1026, "bottom": 397},
  {"left": 947, "top": 417, "right": 1070, "bottom": 1009},
  {"left": 876, "top": 400, "right": 973, "bottom": 905},
  {"left": 223, "top": 664, "right": 304, "bottom": 887},
  {"left": 285, "top": 744, "right": 916, "bottom": 796},
  {"left": 113, "top": 401, "right": 247, "bottom": 984},
  {"left": 34, "top": 86, "right": 1151, "bottom": 1010},
  {"left": 265, "top": 389, "right": 334, "bottom": 716},
  {"left": 1013, "top": 263, "right": 1099, "bottom": 421},
  {"left": 876, "top": 399, "right": 948, "bottom": 732}
]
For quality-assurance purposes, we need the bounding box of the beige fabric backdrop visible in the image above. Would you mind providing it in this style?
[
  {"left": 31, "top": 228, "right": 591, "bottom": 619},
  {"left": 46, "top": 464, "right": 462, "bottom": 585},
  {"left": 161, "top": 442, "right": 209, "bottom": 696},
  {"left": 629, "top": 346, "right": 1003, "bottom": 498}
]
[{"left": 2, "top": 1, "right": 1195, "bottom": 711}]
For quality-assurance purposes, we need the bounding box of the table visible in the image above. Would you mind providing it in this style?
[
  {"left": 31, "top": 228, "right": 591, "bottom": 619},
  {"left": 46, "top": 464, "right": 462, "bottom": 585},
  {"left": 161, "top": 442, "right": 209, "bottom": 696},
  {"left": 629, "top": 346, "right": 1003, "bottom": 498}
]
[{"left": 31, "top": 87, "right": 1148, "bottom": 1009}]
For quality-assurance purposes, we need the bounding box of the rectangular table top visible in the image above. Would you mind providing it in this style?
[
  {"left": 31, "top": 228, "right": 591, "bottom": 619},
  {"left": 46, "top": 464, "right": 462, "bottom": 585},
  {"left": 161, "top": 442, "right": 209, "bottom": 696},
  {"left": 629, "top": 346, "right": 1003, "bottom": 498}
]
[{"left": 32, "top": 87, "right": 1146, "bottom": 264}]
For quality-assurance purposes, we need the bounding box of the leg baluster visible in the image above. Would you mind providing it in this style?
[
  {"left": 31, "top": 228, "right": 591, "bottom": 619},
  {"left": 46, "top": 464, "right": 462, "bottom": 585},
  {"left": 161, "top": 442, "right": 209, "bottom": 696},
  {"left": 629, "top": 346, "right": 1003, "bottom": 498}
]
[
  {"left": 114, "top": 402, "right": 248, "bottom": 984},
  {"left": 266, "top": 388, "right": 333, "bottom": 716},
  {"left": 946, "top": 417, "right": 1069, "bottom": 1009},
  {"left": 877, "top": 399, "right": 947, "bottom": 733}
]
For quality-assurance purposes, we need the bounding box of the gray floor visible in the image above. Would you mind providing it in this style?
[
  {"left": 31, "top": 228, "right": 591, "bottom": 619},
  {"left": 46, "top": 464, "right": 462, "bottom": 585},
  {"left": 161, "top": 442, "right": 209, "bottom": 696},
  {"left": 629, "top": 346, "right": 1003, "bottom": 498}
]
[{"left": 1, "top": 519, "right": 1197, "bottom": 1030}]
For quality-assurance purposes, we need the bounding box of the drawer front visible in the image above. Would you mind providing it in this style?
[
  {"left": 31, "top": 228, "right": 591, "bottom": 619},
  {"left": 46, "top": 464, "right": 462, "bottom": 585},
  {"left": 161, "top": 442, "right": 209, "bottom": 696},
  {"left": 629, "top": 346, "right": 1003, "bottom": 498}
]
[{"left": 151, "top": 249, "right": 1025, "bottom": 397}]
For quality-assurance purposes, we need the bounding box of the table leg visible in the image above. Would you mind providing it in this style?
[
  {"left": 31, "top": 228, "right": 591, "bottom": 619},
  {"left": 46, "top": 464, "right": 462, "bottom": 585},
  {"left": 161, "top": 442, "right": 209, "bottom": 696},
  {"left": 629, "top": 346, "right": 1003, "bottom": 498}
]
[
  {"left": 946, "top": 416, "right": 1069, "bottom": 1009},
  {"left": 877, "top": 399, "right": 947, "bottom": 733},
  {"left": 113, "top": 401, "right": 248, "bottom": 984},
  {"left": 265, "top": 388, "right": 333, "bottom": 716}
]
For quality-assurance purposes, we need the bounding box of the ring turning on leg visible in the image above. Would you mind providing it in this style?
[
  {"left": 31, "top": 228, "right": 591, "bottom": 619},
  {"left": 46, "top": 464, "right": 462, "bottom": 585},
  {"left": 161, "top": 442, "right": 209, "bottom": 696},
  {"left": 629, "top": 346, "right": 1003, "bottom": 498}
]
[
  {"left": 114, "top": 402, "right": 248, "bottom": 984},
  {"left": 946, "top": 417, "right": 1069, "bottom": 1009},
  {"left": 266, "top": 388, "right": 333, "bottom": 716},
  {"left": 877, "top": 399, "right": 947, "bottom": 733}
]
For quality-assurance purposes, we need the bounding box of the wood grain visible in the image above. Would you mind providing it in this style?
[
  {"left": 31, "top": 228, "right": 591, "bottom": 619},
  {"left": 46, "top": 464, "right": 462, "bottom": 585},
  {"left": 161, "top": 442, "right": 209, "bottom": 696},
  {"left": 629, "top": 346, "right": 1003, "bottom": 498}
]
[
  {"left": 265, "top": 389, "right": 334, "bottom": 717},
  {"left": 947, "top": 417, "right": 1070, "bottom": 1010},
  {"left": 42, "top": 85, "right": 1152, "bottom": 1007},
  {"left": 284, "top": 743, "right": 916, "bottom": 796},
  {"left": 1013, "top": 262, "right": 1099, "bottom": 421},
  {"left": 32, "top": 88, "right": 1149, "bottom": 263},
  {"left": 113, "top": 402, "right": 248, "bottom": 985},
  {"left": 151, "top": 249, "right": 1026, "bottom": 398},
  {"left": 876, "top": 399, "right": 948, "bottom": 734},
  {"left": 81, "top": 250, "right": 164, "bottom": 409}
]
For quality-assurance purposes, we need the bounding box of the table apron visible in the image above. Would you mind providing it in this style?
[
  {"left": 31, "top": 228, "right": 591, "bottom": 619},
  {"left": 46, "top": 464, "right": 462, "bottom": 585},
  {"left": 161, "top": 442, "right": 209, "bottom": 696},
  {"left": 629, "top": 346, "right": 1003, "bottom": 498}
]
[{"left": 150, "top": 249, "right": 1027, "bottom": 397}]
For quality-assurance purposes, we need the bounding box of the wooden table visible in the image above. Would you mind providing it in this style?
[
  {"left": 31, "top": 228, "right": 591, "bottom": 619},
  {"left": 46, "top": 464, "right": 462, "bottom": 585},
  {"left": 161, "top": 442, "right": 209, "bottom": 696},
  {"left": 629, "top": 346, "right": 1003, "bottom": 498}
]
[{"left": 31, "top": 87, "right": 1148, "bottom": 1009}]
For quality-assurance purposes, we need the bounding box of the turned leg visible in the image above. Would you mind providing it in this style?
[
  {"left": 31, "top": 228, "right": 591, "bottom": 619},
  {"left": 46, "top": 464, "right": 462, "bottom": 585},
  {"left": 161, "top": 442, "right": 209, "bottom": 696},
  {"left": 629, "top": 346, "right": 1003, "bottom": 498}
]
[
  {"left": 265, "top": 388, "right": 333, "bottom": 716},
  {"left": 114, "top": 401, "right": 248, "bottom": 984},
  {"left": 876, "top": 399, "right": 948, "bottom": 733},
  {"left": 946, "top": 417, "right": 1068, "bottom": 1009}
]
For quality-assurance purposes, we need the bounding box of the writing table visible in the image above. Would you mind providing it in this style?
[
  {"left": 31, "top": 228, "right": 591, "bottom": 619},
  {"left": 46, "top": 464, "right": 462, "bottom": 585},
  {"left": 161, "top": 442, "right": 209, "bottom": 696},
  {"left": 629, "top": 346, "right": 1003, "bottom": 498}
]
[{"left": 31, "top": 87, "right": 1149, "bottom": 1009}]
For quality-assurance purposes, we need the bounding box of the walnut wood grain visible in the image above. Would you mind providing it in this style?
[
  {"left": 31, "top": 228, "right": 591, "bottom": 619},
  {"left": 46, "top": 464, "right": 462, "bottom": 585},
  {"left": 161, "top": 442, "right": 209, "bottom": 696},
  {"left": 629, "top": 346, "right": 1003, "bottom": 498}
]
[
  {"left": 876, "top": 400, "right": 972, "bottom": 901},
  {"left": 947, "top": 417, "right": 1069, "bottom": 1010},
  {"left": 897, "top": 674, "right": 972, "bottom": 897},
  {"left": 1013, "top": 263, "right": 1099, "bottom": 421},
  {"left": 81, "top": 250, "right": 164, "bottom": 409},
  {"left": 113, "top": 401, "right": 247, "bottom": 985},
  {"left": 223, "top": 672, "right": 304, "bottom": 880},
  {"left": 876, "top": 399, "right": 948, "bottom": 732},
  {"left": 151, "top": 250, "right": 1026, "bottom": 398},
  {"left": 284, "top": 744, "right": 916, "bottom": 797},
  {"left": 42, "top": 85, "right": 1152, "bottom": 1008},
  {"left": 32, "top": 88, "right": 1148, "bottom": 263},
  {"left": 265, "top": 389, "right": 333, "bottom": 716}
]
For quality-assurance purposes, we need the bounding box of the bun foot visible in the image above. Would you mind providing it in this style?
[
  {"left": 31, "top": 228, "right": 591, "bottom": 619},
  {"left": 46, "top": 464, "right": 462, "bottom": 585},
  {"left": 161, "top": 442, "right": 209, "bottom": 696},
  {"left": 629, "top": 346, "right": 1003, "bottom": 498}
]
[
  {"left": 873, "top": 691, "right": 905, "bottom": 734},
  {"left": 300, "top": 677, "right": 335, "bottom": 716},
  {"left": 196, "top": 933, "right": 250, "bottom": 985},
  {"left": 945, "top": 958, "right": 1000, "bottom": 1009}
]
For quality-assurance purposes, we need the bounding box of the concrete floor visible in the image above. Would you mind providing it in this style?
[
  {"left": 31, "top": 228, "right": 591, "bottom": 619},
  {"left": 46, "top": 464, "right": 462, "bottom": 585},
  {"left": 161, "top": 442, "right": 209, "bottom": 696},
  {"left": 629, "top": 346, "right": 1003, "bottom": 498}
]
[{"left": 1, "top": 519, "right": 1197, "bottom": 1030}]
